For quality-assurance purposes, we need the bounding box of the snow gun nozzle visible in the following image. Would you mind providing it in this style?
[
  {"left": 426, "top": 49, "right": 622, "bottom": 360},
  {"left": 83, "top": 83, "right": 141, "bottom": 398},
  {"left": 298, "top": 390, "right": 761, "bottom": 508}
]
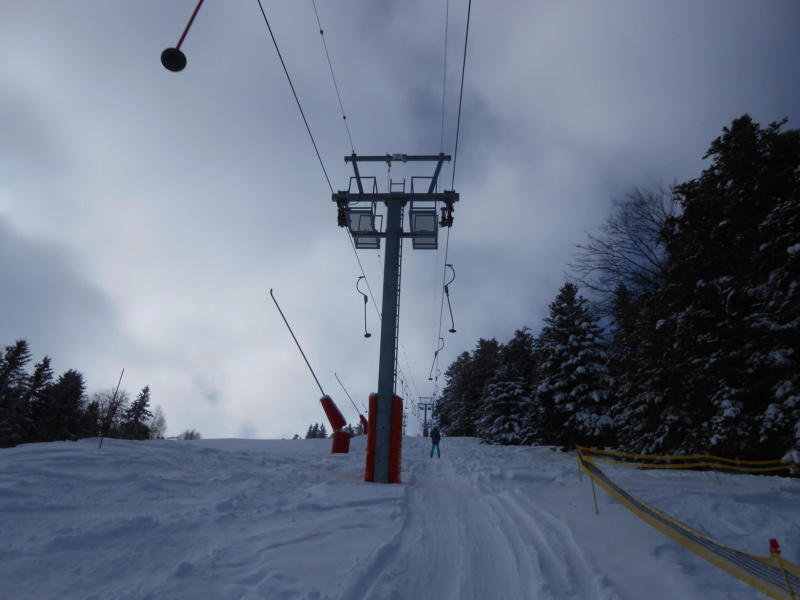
[{"left": 161, "top": 47, "right": 187, "bottom": 72}]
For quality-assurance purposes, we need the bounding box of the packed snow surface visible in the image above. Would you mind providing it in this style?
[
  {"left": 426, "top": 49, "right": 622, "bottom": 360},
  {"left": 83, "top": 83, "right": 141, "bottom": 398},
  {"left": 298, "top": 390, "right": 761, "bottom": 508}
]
[{"left": 1, "top": 436, "right": 799, "bottom": 600}]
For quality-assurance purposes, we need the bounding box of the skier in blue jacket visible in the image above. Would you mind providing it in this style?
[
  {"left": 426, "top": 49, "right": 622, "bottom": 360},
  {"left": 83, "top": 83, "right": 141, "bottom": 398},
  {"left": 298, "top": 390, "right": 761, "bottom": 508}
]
[{"left": 430, "top": 425, "right": 441, "bottom": 458}]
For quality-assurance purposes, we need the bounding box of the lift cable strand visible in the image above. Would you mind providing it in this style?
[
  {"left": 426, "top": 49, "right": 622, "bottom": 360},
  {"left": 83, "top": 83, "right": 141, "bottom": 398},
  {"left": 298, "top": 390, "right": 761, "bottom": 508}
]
[
  {"left": 312, "top": 0, "right": 355, "bottom": 153},
  {"left": 450, "top": 0, "right": 473, "bottom": 190},
  {"left": 433, "top": 0, "right": 451, "bottom": 353},
  {"left": 439, "top": 0, "right": 450, "bottom": 155},
  {"left": 433, "top": 0, "right": 469, "bottom": 391},
  {"left": 256, "top": 0, "right": 333, "bottom": 193}
]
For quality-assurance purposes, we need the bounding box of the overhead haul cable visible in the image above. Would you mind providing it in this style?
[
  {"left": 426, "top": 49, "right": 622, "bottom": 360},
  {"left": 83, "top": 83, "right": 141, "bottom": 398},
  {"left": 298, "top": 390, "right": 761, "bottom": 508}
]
[
  {"left": 440, "top": 0, "right": 451, "bottom": 155},
  {"left": 312, "top": 0, "right": 356, "bottom": 153},
  {"left": 450, "top": 0, "right": 472, "bottom": 190},
  {"left": 431, "top": 0, "right": 472, "bottom": 403},
  {"left": 256, "top": 0, "right": 333, "bottom": 193}
]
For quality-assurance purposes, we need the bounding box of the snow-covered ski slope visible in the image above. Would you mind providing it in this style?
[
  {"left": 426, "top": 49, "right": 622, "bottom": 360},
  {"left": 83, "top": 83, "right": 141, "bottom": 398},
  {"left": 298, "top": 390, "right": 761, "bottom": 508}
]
[{"left": 1, "top": 436, "right": 798, "bottom": 600}]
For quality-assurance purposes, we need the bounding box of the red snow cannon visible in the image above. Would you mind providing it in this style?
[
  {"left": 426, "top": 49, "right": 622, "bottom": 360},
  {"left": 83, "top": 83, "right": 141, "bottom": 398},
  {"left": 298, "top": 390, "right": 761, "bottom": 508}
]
[
  {"left": 320, "top": 395, "right": 349, "bottom": 454},
  {"left": 320, "top": 395, "right": 346, "bottom": 431},
  {"left": 331, "top": 430, "right": 351, "bottom": 453}
]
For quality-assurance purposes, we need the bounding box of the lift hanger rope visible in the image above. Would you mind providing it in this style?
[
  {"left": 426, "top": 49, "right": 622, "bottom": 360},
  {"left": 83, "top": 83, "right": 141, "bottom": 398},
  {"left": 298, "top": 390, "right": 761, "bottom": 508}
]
[{"left": 356, "top": 276, "right": 372, "bottom": 338}]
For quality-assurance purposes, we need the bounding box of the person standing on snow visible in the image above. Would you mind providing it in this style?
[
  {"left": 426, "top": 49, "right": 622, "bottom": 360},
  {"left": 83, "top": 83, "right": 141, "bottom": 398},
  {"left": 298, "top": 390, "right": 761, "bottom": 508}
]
[{"left": 430, "top": 425, "right": 441, "bottom": 458}]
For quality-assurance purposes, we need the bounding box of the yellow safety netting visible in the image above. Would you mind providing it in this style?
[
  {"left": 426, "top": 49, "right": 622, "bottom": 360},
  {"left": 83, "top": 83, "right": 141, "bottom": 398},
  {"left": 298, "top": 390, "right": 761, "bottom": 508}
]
[
  {"left": 577, "top": 450, "right": 800, "bottom": 600},
  {"left": 576, "top": 445, "right": 797, "bottom": 474}
]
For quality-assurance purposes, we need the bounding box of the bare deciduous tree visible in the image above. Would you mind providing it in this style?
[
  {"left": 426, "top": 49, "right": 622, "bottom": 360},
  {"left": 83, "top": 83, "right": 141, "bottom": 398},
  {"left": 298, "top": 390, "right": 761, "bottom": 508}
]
[
  {"left": 570, "top": 186, "right": 679, "bottom": 310},
  {"left": 148, "top": 405, "right": 167, "bottom": 439},
  {"left": 93, "top": 389, "right": 131, "bottom": 439}
]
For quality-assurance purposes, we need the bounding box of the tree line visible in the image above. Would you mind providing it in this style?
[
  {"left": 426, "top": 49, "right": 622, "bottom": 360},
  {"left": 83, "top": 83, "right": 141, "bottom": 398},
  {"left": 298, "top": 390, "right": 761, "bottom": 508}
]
[
  {"left": 0, "top": 340, "right": 166, "bottom": 448},
  {"left": 435, "top": 115, "right": 799, "bottom": 460},
  {"left": 301, "top": 421, "right": 365, "bottom": 439}
]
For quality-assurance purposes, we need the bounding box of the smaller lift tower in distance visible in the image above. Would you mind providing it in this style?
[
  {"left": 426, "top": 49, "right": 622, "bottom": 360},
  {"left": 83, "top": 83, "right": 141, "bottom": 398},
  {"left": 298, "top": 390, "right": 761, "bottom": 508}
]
[
  {"left": 334, "top": 154, "right": 458, "bottom": 483},
  {"left": 418, "top": 397, "right": 435, "bottom": 437}
]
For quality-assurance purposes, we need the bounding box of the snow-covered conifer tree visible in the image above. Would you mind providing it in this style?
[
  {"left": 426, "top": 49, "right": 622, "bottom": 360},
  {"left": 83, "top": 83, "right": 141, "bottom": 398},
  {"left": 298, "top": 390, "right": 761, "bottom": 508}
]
[
  {"left": 660, "top": 116, "right": 800, "bottom": 457},
  {"left": 532, "top": 283, "right": 613, "bottom": 448},
  {"left": 476, "top": 374, "right": 531, "bottom": 445}
]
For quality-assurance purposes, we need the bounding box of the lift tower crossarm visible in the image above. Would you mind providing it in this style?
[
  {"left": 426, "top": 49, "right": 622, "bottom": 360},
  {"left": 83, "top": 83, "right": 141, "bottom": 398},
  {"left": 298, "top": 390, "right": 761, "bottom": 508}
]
[
  {"left": 348, "top": 153, "right": 365, "bottom": 195},
  {"left": 344, "top": 153, "right": 451, "bottom": 197},
  {"left": 344, "top": 154, "right": 451, "bottom": 163},
  {"left": 333, "top": 192, "right": 456, "bottom": 203}
]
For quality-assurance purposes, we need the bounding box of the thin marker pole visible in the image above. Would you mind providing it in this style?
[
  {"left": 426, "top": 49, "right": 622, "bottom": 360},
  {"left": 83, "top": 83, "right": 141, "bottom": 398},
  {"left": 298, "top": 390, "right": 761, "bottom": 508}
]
[{"left": 99, "top": 369, "right": 125, "bottom": 449}]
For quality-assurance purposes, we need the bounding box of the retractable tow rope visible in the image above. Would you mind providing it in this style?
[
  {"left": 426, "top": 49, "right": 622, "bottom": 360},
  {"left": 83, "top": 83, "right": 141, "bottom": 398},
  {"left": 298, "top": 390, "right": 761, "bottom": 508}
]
[
  {"left": 429, "top": 337, "right": 445, "bottom": 380},
  {"left": 445, "top": 263, "right": 457, "bottom": 333},
  {"left": 356, "top": 276, "right": 371, "bottom": 338}
]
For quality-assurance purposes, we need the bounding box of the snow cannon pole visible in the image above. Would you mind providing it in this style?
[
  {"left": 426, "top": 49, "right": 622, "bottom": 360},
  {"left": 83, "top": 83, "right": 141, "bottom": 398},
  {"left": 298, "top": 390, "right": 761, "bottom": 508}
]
[
  {"left": 98, "top": 369, "right": 125, "bottom": 449},
  {"left": 335, "top": 372, "right": 368, "bottom": 430},
  {"left": 270, "top": 289, "right": 324, "bottom": 396},
  {"left": 160, "top": 0, "right": 205, "bottom": 72},
  {"left": 270, "top": 290, "right": 350, "bottom": 454},
  {"left": 176, "top": 0, "right": 205, "bottom": 51}
]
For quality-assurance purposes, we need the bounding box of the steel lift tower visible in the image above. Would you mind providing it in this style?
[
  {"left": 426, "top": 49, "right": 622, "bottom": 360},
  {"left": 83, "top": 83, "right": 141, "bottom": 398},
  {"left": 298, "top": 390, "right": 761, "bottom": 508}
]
[
  {"left": 418, "top": 397, "right": 435, "bottom": 437},
  {"left": 334, "top": 153, "right": 458, "bottom": 483}
]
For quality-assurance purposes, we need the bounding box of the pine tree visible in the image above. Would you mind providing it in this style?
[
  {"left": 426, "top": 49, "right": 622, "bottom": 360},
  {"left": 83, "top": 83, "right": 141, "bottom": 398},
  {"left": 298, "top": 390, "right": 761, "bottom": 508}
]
[
  {"left": 476, "top": 373, "right": 532, "bottom": 445},
  {"left": 754, "top": 183, "right": 800, "bottom": 454},
  {"left": 435, "top": 352, "right": 473, "bottom": 436},
  {"left": 500, "top": 328, "right": 537, "bottom": 389},
  {"left": 453, "top": 338, "right": 503, "bottom": 437},
  {"left": 40, "top": 370, "right": 86, "bottom": 442},
  {"left": 122, "top": 386, "right": 153, "bottom": 440},
  {"left": 660, "top": 115, "right": 800, "bottom": 457},
  {"left": 79, "top": 399, "right": 102, "bottom": 439},
  {"left": 22, "top": 356, "right": 54, "bottom": 443},
  {"left": 306, "top": 423, "right": 330, "bottom": 439},
  {"left": 0, "top": 340, "right": 32, "bottom": 447},
  {"left": 532, "top": 283, "right": 613, "bottom": 448},
  {"left": 609, "top": 293, "right": 681, "bottom": 454},
  {"left": 606, "top": 284, "right": 669, "bottom": 452}
]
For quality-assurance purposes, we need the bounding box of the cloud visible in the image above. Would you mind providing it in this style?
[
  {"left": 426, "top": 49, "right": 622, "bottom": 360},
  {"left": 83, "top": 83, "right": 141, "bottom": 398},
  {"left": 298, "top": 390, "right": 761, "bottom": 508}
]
[
  {"left": 0, "top": 219, "right": 120, "bottom": 375},
  {"left": 0, "top": 0, "right": 798, "bottom": 439}
]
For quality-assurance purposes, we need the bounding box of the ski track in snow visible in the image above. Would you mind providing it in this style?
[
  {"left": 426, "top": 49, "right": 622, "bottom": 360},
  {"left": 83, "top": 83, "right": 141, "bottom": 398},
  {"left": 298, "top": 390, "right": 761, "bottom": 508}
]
[
  {"left": 1, "top": 436, "right": 798, "bottom": 600},
  {"left": 343, "top": 442, "right": 617, "bottom": 600}
]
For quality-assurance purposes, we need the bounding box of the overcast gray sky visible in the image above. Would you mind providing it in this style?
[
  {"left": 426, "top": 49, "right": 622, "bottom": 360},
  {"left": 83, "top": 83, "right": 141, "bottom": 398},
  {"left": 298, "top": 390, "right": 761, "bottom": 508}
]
[{"left": 1, "top": 1, "right": 798, "bottom": 439}]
